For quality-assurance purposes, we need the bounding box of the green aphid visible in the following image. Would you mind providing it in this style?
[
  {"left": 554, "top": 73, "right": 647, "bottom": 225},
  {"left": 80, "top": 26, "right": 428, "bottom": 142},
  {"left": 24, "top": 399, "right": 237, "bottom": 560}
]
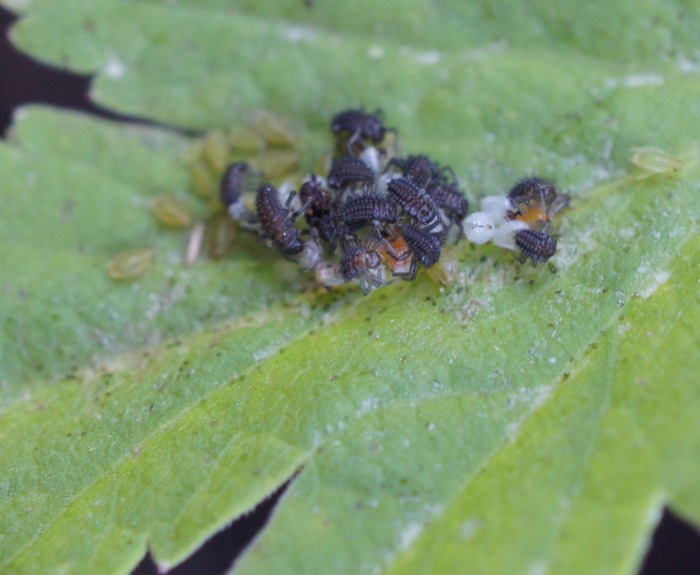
[
  {"left": 249, "top": 150, "right": 300, "bottom": 179},
  {"left": 191, "top": 161, "right": 218, "bottom": 198},
  {"left": 203, "top": 130, "right": 231, "bottom": 173},
  {"left": 151, "top": 195, "right": 192, "bottom": 228},
  {"left": 229, "top": 126, "right": 265, "bottom": 153},
  {"left": 206, "top": 214, "right": 238, "bottom": 259},
  {"left": 108, "top": 248, "right": 154, "bottom": 280},
  {"left": 252, "top": 110, "right": 298, "bottom": 148},
  {"left": 630, "top": 147, "right": 682, "bottom": 178}
]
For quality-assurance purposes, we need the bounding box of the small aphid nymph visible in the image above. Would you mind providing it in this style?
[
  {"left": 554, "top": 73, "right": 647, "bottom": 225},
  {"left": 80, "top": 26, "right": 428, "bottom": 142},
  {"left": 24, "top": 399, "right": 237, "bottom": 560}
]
[
  {"left": 228, "top": 126, "right": 265, "bottom": 153},
  {"left": 629, "top": 147, "right": 683, "bottom": 178},
  {"left": 249, "top": 150, "right": 300, "bottom": 179},
  {"left": 205, "top": 216, "right": 236, "bottom": 260},
  {"left": 151, "top": 195, "right": 192, "bottom": 229},
  {"left": 108, "top": 248, "right": 155, "bottom": 280},
  {"left": 252, "top": 110, "right": 298, "bottom": 148},
  {"left": 203, "top": 130, "right": 230, "bottom": 172},
  {"left": 191, "top": 161, "right": 217, "bottom": 199}
]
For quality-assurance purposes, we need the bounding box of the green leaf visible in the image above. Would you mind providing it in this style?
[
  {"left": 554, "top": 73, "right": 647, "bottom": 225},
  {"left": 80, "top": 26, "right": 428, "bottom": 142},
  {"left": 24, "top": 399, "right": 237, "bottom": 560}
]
[{"left": 1, "top": 2, "right": 699, "bottom": 575}]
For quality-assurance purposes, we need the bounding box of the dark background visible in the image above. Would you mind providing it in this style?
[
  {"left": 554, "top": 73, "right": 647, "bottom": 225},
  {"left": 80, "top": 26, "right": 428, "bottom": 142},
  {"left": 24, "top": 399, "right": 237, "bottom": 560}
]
[{"left": 2, "top": 6, "right": 700, "bottom": 575}]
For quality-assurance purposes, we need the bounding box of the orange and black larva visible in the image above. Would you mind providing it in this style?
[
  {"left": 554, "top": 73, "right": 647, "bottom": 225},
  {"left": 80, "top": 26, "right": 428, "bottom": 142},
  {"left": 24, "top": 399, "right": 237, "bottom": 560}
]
[
  {"left": 508, "top": 176, "right": 558, "bottom": 214},
  {"left": 299, "top": 176, "right": 333, "bottom": 228},
  {"left": 506, "top": 176, "right": 568, "bottom": 233},
  {"left": 339, "top": 235, "right": 386, "bottom": 295}
]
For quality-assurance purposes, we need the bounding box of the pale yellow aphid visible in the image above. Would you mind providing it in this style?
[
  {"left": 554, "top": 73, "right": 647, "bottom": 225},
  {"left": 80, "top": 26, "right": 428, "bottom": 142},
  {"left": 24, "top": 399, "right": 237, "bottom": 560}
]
[
  {"left": 151, "top": 195, "right": 192, "bottom": 228},
  {"left": 206, "top": 214, "right": 238, "bottom": 259},
  {"left": 203, "top": 130, "right": 230, "bottom": 172},
  {"left": 229, "top": 126, "right": 265, "bottom": 153},
  {"left": 629, "top": 147, "right": 682, "bottom": 178},
  {"left": 181, "top": 140, "right": 205, "bottom": 166},
  {"left": 252, "top": 110, "right": 298, "bottom": 148},
  {"left": 191, "top": 161, "right": 218, "bottom": 198},
  {"left": 108, "top": 248, "right": 154, "bottom": 280},
  {"left": 249, "top": 150, "right": 300, "bottom": 178}
]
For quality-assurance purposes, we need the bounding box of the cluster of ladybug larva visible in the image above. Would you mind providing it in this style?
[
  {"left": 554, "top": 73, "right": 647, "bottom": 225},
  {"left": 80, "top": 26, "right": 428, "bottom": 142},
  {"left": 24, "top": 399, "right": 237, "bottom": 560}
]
[
  {"left": 218, "top": 109, "right": 567, "bottom": 294},
  {"left": 462, "top": 176, "right": 568, "bottom": 264}
]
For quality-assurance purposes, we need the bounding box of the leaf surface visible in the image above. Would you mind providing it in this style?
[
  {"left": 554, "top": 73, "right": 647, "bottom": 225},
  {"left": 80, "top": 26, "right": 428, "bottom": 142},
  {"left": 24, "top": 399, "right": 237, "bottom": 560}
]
[{"left": 1, "top": 2, "right": 699, "bottom": 575}]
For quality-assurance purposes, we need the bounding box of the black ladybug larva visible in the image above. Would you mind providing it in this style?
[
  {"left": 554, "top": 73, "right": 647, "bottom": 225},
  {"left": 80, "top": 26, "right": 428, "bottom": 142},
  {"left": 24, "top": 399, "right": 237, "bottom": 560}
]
[
  {"left": 255, "top": 183, "right": 305, "bottom": 256},
  {"left": 514, "top": 228, "right": 557, "bottom": 264}
]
